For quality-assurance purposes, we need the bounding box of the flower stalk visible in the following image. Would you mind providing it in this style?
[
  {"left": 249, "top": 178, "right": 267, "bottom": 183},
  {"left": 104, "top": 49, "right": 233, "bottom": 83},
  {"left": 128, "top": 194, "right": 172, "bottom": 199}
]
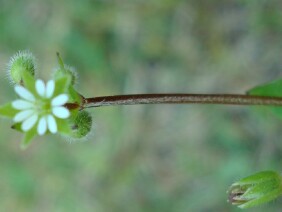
[
  {"left": 82, "top": 93, "right": 282, "bottom": 108},
  {"left": 3, "top": 50, "right": 282, "bottom": 149}
]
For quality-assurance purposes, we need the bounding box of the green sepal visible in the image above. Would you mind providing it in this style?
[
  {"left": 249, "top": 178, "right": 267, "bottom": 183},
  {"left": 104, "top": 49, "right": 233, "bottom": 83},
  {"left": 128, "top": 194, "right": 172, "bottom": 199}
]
[
  {"left": 53, "top": 75, "right": 72, "bottom": 97},
  {"left": 57, "top": 118, "right": 73, "bottom": 135},
  {"left": 21, "top": 127, "right": 37, "bottom": 149},
  {"left": 0, "top": 103, "right": 18, "bottom": 118},
  {"left": 21, "top": 71, "right": 36, "bottom": 94},
  {"left": 56, "top": 52, "right": 65, "bottom": 69},
  {"left": 68, "top": 86, "right": 83, "bottom": 105},
  {"left": 55, "top": 53, "right": 77, "bottom": 85},
  {"left": 54, "top": 67, "right": 77, "bottom": 85}
]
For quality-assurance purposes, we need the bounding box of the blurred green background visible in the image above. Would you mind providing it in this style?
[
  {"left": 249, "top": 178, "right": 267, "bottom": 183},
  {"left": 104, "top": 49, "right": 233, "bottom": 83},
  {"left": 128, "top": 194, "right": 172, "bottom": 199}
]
[{"left": 1, "top": 0, "right": 282, "bottom": 211}]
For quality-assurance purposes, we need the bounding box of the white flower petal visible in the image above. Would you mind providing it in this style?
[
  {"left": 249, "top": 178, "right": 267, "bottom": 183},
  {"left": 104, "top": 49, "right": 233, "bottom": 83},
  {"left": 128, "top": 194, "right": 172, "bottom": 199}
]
[
  {"left": 15, "top": 86, "right": 35, "bottom": 102},
  {"left": 35, "top": 79, "right": 46, "bottom": 97},
  {"left": 37, "top": 116, "right": 47, "bottom": 135},
  {"left": 12, "top": 100, "right": 34, "bottom": 110},
  {"left": 52, "top": 106, "right": 70, "bottom": 119},
  {"left": 47, "top": 115, "right": 57, "bottom": 134},
  {"left": 46, "top": 80, "right": 55, "bottom": 98},
  {"left": 21, "top": 114, "right": 38, "bottom": 131},
  {"left": 14, "top": 110, "right": 35, "bottom": 122},
  {"left": 51, "top": 94, "right": 68, "bottom": 106}
]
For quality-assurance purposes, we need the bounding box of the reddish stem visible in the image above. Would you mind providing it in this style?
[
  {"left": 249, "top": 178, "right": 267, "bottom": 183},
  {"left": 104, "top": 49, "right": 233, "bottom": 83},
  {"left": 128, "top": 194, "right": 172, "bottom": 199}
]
[{"left": 81, "top": 94, "right": 282, "bottom": 108}]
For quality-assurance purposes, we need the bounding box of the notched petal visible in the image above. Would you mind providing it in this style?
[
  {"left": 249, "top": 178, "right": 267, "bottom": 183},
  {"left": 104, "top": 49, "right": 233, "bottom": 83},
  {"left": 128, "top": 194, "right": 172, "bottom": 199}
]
[
  {"left": 37, "top": 116, "right": 47, "bottom": 135},
  {"left": 12, "top": 100, "right": 34, "bottom": 110},
  {"left": 47, "top": 115, "right": 57, "bottom": 134},
  {"left": 51, "top": 94, "right": 68, "bottom": 106},
  {"left": 35, "top": 79, "right": 46, "bottom": 97},
  {"left": 14, "top": 110, "right": 34, "bottom": 122},
  {"left": 15, "top": 86, "right": 35, "bottom": 102},
  {"left": 21, "top": 114, "right": 38, "bottom": 131},
  {"left": 46, "top": 80, "right": 55, "bottom": 98}
]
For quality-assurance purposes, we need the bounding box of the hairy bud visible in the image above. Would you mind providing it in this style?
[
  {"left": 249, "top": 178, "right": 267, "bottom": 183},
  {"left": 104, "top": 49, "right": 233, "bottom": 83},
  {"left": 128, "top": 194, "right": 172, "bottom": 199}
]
[
  {"left": 7, "top": 50, "right": 36, "bottom": 85},
  {"left": 53, "top": 66, "right": 77, "bottom": 85},
  {"left": 68, "top": 111, "right": 92, "bottom": 139},
  {"left": 53, "top": 52, "right": 77, "bottom": 85}
]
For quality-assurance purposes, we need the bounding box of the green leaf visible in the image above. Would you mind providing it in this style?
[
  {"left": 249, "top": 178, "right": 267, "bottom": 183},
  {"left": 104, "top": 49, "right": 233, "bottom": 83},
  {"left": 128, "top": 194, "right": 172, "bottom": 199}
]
[
  {"left": 0, "top": 103, "right": 18, "bottom": 118},
  {"left": 57, "top": 118, "right": 72, "bottom": 135},
  {"left": 21, "top": 127, "right": 37, "bottom": 149},
  {"left": 247, "top": 78, "right": 282, "bottom": 97},
  {"left": 247, "top": 79, "right": 282, "bottom": 119}
]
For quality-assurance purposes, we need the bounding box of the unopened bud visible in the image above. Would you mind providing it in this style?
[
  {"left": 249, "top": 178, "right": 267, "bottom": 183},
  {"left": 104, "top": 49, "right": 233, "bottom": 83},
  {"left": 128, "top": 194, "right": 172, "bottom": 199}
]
[
  {"left": 54, "top": 52, "right": 77, "bottom": 85},
  {"left": 228, "top": 171, "right": 282, "bottom": 209},
  {"left": 68, "top": 111, "right": 92, "bottom": 139},
  {"left": 53, "top": 66, "right": 77, "bottom": 85},
  {"left": 7, "top": 50, "right": 36, "bottom": 85}
]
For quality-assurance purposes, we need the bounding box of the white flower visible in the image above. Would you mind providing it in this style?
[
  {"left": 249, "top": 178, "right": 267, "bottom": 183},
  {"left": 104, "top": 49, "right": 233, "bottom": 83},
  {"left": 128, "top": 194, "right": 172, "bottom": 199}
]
[{"left": 12, "top": 79, "right": 70, "bottom": 135}]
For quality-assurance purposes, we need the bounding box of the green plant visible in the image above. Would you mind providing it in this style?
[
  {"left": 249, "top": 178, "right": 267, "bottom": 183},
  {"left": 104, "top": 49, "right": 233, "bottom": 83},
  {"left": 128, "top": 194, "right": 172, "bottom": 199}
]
[{"left": 1, "top": 51, "right": 282, "bottom": 208}]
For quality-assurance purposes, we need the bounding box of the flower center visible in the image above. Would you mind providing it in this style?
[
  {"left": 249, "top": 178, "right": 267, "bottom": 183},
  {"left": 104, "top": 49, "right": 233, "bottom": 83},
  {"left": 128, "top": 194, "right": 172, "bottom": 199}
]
[{"left": 35, "top": 99, "right": 52, "bottom": 115}]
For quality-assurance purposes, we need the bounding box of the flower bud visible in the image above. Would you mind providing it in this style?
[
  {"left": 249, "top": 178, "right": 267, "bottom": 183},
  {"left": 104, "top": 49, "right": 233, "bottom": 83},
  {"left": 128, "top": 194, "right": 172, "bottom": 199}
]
[
  {"left": 53, "top": 52, "right": 77, "bottom": 85},
  {"left": 7, "top": 50, "right": 36, "bottom": 85},
  {"left": 53, "top": 66, "right": 77, "bottom": 85},
  {"left": 68, "top": 111, "right": 92, "bottom": 139},
  {"left": 228, "top": 171, "right": 282, "bottom": 209}
]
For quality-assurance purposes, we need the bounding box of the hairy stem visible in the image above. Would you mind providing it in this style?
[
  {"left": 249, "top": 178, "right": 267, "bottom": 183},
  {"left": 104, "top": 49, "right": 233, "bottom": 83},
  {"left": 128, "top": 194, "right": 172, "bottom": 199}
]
[{"left": 82, "top": 94, "right": 282, "bottom": 108}]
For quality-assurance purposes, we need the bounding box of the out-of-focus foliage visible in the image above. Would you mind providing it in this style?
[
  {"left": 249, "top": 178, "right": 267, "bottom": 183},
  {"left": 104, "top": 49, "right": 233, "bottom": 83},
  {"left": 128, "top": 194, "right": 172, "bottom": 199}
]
[{"left": 0, "top": 0, "right": 282, "bottom": 211}]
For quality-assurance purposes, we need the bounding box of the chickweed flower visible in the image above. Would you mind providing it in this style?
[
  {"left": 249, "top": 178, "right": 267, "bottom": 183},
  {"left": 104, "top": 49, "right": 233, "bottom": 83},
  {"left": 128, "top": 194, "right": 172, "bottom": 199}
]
[
  {"left": 12, "top": 79, "right": 70, "bottom": 135},
  {"left": 0, "top": 51, "right": 90, "bottom": 148}
]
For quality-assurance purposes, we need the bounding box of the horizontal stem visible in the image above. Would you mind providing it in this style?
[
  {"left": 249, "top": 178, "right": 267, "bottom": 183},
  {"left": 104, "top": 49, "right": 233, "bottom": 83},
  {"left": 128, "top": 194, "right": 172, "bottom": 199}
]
[{"left": 82, "top": 94, "right": 282, "bottom": 108}]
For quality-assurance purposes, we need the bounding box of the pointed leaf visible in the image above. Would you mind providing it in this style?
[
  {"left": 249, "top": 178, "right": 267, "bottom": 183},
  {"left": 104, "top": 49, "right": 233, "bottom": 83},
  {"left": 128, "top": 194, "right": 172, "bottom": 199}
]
[{"left": 247, "top": 78, "right": 282, "bottom": 97}]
